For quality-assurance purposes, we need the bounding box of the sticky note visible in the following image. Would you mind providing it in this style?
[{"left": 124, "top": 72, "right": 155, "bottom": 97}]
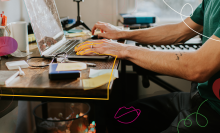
[
  {"left": 89, "top": 69, "right": 118, "bottom": 78},
  {"left": 65, "top": 32, "right": 86, "bottom": 37},
  {"left": 56, "top": 63, "right": 87, "bottom": 71},
  {"left": 83, "top": 73, "right": 116, "bottom": 90}
]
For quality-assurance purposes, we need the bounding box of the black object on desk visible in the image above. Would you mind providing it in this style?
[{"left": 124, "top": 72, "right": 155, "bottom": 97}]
[
  {"left": 49, "top": 63, "right": 80, "bottom": 80},
  {"left": 91, "top": 35, "right": 104, "bottom": 40}
]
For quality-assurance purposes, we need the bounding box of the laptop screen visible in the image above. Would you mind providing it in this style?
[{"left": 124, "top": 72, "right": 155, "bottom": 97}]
[{"left": 24, "top": 0, "right": 64, "bottom": 55}]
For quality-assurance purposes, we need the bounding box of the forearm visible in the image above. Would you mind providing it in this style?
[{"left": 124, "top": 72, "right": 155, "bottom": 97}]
[
  {"left": 120, "top": 17, "right": 201, "bottom": 45},
  {"left": 124, "top": 45, "right": 200, "bottom": 81},
  {"left": 122, "top": 24, "right": 183, "bottom": 45}
]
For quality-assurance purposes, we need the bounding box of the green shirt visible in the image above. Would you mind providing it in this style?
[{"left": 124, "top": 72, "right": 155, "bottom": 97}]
[{"left": 191, "top": 0, "right": 220, "bottom": 115}]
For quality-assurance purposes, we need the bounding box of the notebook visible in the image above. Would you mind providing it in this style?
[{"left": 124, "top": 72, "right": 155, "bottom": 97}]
[{"left": 0, "top": 71, "right": 19, "bottom": 85}]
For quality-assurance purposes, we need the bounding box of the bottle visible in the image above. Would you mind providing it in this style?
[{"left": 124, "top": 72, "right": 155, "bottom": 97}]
[{"left": 2, "top": 12, "right": 7, "bottom": 26}]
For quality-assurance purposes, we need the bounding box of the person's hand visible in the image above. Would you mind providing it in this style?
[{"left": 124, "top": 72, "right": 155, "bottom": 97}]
[
  {"left": 92, "top": 21, "right": 125, "bottom": 40},
  {"left": 74, "top": 40, "right": 128, "bottom": 59}
]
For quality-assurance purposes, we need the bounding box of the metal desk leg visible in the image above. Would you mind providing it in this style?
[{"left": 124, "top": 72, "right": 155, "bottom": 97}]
[
  {"left": 148, "top": 75, "right": 182, "bottom": 92},
  {"left": 95, "top": 100, "right": 107, "bottom": 133},
  {"left": 120, "top": 60, "right": 126, "bottom": 104}
]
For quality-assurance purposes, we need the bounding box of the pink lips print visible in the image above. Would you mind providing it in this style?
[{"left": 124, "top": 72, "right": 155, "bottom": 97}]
[
  {"left": 213, "top": 78, "right": 220, "bottom": 100},
  {"left": 114, "top": 106, "right": 141, "bottom": 124}
]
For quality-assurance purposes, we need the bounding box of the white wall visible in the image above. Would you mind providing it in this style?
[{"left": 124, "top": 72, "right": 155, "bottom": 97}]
[
  {"left": 0, "top": 0, "right": 135, "bottom": 28},
  {"left": 55, "top": 0, "right": 118, "bottom": 29},
  {"left": 0, "top": 0, "right": 29, "bottom": 23}
]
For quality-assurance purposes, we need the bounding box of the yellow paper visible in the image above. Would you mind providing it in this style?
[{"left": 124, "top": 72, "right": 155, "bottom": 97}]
[
  {"left": 56, "top": 63, "right": 87, "bottom": 71},
  {"left": 66, "top": 32, "right": 86, "bottom": 37},
  {"left": 83, "top": 73, "right": 116, "bottom": 90}
]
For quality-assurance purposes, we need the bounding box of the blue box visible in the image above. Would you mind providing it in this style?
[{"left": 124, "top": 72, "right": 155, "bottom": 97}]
[
  {"left": 120, "top": 14, "right": 156, "bottom": 24},
  {"left": 49, "top": 63, "right": 80, "bottom": 80}
]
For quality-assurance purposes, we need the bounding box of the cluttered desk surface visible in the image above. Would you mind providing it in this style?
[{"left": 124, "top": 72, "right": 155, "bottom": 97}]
[{"left": 0, "top": 37, "right": 120, "bottom": 99}]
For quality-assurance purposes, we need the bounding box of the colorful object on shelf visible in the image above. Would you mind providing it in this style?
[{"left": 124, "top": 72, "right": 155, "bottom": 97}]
[
  {"left": 1, "top": 11, "right": 7, "bottom": 26},
  {"left": 119, "top": 13, "right": 156, "bottom": 24},
  {"left": 28, "top": 34, "right": 36, "bottom": 43}
]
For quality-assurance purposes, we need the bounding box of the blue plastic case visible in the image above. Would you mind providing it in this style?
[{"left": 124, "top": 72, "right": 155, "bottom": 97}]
[{"left": 49, "top": 63, "right": 80, "bottom": 80}]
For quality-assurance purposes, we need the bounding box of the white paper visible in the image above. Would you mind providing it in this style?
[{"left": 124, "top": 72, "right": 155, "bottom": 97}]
[
  {"left": 89, "top": 69, "right": 119, "bottom": 78},
  {"left": 8, "top": 60, "right": 28, "bottom": 67},
  {"left": 6, "top": 60, "right": 29, "bottom": 70}
]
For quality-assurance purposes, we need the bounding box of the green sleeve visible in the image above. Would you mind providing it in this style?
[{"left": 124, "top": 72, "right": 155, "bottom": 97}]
[
  {"left": 190, "top": 1, "right": 204, "bottom": 26},
  {"left": 214, "top": 25, "right": 220, "bottom": 38}
]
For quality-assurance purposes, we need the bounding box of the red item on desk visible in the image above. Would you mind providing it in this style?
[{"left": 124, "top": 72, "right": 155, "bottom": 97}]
[{"left": 2, "top": 15, "right": 7, "bottom": 26}]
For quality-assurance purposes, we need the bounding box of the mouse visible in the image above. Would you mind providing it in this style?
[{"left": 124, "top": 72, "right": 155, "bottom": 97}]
[{"left": 91, "top": 35, "right": 104, "bottom": 39}]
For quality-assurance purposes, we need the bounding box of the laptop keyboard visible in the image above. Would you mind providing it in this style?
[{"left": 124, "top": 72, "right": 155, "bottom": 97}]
[{"left": 51, "top": 40, "right": 80, "bottom": 55}]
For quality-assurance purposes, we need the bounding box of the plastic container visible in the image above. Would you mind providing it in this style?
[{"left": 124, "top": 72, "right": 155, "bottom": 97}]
[{"left": 33, "top": 102, "right": 91, "bottom": 133}]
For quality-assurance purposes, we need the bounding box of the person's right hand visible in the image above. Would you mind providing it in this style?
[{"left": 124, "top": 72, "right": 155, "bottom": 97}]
[{"left": 92, "top": 21, "right": 125, "bottom": 40}]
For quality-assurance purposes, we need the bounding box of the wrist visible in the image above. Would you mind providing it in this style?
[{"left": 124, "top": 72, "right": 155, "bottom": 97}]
[
  {"left": 119, "top": 30, "right": 129, "bottom": 40},
  {"left": 121, "top": 45, "right": 136, "bottom": 60}
]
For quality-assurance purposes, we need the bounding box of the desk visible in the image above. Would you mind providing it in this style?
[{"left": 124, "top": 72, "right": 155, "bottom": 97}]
[
  {"left": 0, "top": 44, "right": 119, "bottom": 100},
  {"left": 0, "top": 37, "right": 122, "bottom": 132}
]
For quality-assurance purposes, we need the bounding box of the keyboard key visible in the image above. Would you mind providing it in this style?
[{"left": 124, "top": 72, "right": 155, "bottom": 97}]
[
  {"left": 193, "top": 45, "right": 198, "bottom": 49},
  {"left": 184, "top": 45, "right": 190, "bottom": 50},
  {"left": 171, "top": 45, "right": 176, "bottom": 49},
  {"left": 153, "top": 45, "right": 163, "bottom": 51},
  {"left": 166, "top": 45, "right": 171, "bottom": 49},
  {"left": 179, "top": 45, "right": 184, "bottom": 50},
  {"left": 161, "top": 45, "right": 166, "bottom": 50}
]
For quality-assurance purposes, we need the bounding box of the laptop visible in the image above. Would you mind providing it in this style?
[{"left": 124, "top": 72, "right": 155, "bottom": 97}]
[{"left": 24, "top": 0, "right": 108, "bottom": 59}]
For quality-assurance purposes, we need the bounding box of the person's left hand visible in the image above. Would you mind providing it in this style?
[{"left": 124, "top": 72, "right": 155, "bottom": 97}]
[{"left": 74, "top": 40, "right": 127, "bottom": 59}]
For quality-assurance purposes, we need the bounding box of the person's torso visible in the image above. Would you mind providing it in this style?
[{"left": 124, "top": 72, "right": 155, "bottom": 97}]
[
  {"left": 202, "top": 0, "right": 220, "bottom": 43},
  {"left": 197, "top": 0, "right": 220, "bottom": 114}
]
